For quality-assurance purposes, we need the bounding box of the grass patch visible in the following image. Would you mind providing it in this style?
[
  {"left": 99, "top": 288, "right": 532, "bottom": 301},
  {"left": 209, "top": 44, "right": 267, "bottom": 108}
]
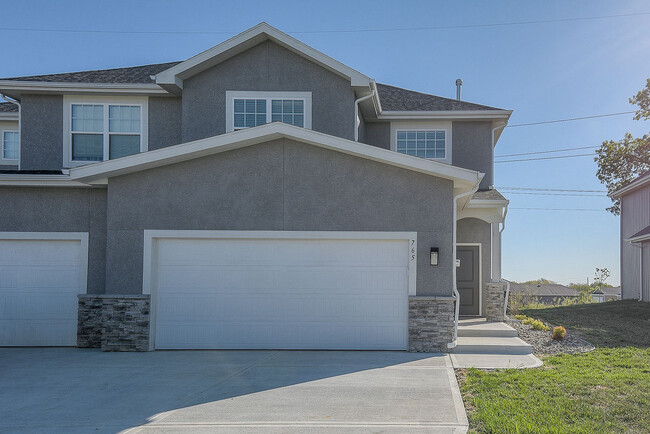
[{"left": 458, "top": 301, "right": 650, "bottom": 433}]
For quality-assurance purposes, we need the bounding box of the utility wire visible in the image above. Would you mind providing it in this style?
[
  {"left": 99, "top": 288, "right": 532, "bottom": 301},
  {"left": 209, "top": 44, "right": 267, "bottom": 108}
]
[
  {"left": 496, "top": 145, "right": 599, "bottom": 158},
  {"left": 510, "top": 207, "right": 604, "bottom": 211},
  {"left": 495, "top": 153, "right": 594, "bottom": 163},
  {"left": 0, "top": 12, "right": 648, "bottom": 35},
  {"left": 496, "top": 186, "right": 607, "bottom": 193},
  {"left": 506, "top": 111, "right": 636, "bottom": 127}
]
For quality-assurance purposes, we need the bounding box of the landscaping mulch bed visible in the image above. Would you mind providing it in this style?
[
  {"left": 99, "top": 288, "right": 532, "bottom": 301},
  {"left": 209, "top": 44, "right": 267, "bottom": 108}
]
[{"left": 506, "top": 318, "right": 594, "bottom": 355}]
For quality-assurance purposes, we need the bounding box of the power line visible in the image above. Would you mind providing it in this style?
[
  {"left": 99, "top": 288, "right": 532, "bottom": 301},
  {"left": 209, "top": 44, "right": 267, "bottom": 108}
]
[
  {"left": 510, "top": 207, "right": 604, "bottom": 211},
  {"left": 496, "top": 186, "right": 607, "bottom": 193},
  {"left": 0, "top": 12, "right": 649, "bottom": 35},
  {"left": 496, "top": 145, "right": 599, "bottom": 158},
  {"left": 502, "top": 191, "right": 607, "bottom": 197},
  {"left": 495, "top": 153, "right": 594, "bottom": 163},
  {"left": 506, "top": 111, "right": 636, "bottom": 127}
]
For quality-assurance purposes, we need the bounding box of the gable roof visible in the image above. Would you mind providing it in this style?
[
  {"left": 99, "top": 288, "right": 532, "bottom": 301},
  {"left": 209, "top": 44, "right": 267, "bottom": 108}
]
[
  {"left": 69, "top": 121, "right": 483, "bottom": 194},
  {"left": 627, "top": 225, "right": 650, "bottom": 243},
  {"left": 611, "top": 170, "right": 650, "bottom": 198},
  {"left": 1, "top": 62, "right": 180, "bottom": 84},
  {"left": 376, "top": 83, "right": 503, "bottom": 111},
  {"left": 0, "top": 102, "right": 18, "bottom": 113},
  {"left": 154, "top": 22, "right": 372, "bottom": 93}
]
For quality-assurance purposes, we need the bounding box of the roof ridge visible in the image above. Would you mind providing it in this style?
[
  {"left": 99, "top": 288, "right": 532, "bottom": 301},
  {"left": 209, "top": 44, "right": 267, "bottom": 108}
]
[{"left": 1, "top": 61, "right": 182, "bottom": 81}]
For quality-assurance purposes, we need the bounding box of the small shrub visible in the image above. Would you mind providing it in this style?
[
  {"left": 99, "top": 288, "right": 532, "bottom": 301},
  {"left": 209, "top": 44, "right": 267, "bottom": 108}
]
[
  {"left": 522, "top": 317, "right": 551, "bottom": 331},
  {"left": 552, "top": 326, "right": 567, "bottom": 340},
  {"left": 514, "top": 314, "right": 528, "bottom": 320}
]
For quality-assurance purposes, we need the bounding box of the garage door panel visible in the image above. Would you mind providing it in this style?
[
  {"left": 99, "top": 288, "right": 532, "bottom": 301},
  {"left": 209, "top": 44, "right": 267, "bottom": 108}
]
[
  {"left": 153, "top": 235, "right": 410, "bottom": 350},
  {"left": 0, "top": 238, "right": 84, "bottom": 346}
]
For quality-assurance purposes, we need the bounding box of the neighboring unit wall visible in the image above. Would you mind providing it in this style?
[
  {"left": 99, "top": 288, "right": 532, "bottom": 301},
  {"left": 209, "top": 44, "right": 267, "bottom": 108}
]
[
  {"left": 0, "top": 187, "right": 107, "bottom": 293},
  {"left": 105, "top": 138, "right": 454, "bottom": 296},
  {"left": 364, "top": 122, "right": 391, "bottom": 150},
  {"left": 20, "top": 95, "right": 63, "bottom": 171},
  {"left": 148, "top": 97, "right": 182, "bottom": 150},
  {"left": 452, "top": 121, "right": 493, "bottom": 190},
  {"left": 620, "top": 185, "right": 650, "bottom": 300},
  {"left": 181, "top": 40, "right": 356, "bottom": 143},
  {"left": 457, "top": 217, "right": 492, "bottom": 315}
]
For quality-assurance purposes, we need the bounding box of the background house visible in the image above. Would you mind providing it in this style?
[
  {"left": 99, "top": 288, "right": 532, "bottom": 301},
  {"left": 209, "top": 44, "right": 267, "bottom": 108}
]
[{"left": 508, "top": 281, "right": 580, "bottom": 305}]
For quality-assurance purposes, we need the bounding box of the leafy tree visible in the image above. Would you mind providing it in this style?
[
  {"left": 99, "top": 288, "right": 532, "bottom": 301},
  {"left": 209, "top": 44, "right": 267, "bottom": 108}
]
[
  {"left": 520, "top": 278, "right": 556, "bottom": 285},
  {"left": 595, "top": 79, "right": 650, "bottom": 215}
]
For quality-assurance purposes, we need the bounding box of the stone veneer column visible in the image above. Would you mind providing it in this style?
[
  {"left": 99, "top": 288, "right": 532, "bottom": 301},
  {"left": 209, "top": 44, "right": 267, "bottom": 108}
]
[
  {"left": 408, "top": 296, "right": 455, "bottom": 352},
  {"left": 77, "top": 294, "right": 151, "bottom": 351},
  {"left": 485, "top": 282, "right": 507, "bottom": 321}
]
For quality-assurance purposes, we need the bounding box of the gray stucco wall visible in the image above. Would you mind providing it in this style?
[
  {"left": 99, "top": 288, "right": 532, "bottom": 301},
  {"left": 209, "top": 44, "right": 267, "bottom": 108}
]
[
  {"left": 364, "top": 122, "right": 391, "bottom": 150},
  {"left": 148, "top": 97, "right": 182, "bottom": 150},
  {"left": 620, "top": 185, "right": 650, "bottom": 300},
  {"left": 452, "top": 121, "right": 493, "bottom": 190},
  {"left": 0, "top": 187, "right": 107, "bottom": 294},
  {"left": 457, "top": 217, "right": 492, "bottom": 316},
  {"left": 105, "top": 138, "right": 454, "bottom": 296},
  {"left": 181, "top": 40, "right": 356, "bottom": 143},
  {"left": 20, "top": 95, "right": 63, "bottom": 171}
]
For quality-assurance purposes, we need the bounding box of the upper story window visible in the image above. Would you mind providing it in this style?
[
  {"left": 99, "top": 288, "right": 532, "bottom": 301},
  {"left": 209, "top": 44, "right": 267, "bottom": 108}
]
[
  {"left": 1, "top": 130, "right": 19, "bottom": 163},
  {"left": 390, "top": 121, "right": 452, "bottom": 164},
  {"left": 63, "top": 96, "right": 148, "bottom": 167},
  {"left": 226, "top": 91, "right": 311, "bottom": 132}
]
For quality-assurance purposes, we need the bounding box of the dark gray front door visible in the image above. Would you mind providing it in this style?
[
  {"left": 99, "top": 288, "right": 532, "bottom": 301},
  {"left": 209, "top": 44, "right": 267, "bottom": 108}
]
[{"left": 457, "top": 246, "right": 480, "bottom": 316}]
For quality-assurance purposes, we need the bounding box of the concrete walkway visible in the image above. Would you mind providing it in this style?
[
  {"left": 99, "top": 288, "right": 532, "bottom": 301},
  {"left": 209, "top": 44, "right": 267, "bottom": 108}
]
[{"left": 0, "top": 348, "right": 469, "bottom": 433}]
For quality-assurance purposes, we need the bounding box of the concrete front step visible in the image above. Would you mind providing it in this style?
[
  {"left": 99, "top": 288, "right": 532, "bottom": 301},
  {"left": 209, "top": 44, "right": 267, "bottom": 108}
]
[
  {"left": 453, "top": 336, "right": 532, "bottom": 355},
  {"left": 457, "top": 320, "right": 518, "bottom": 338}
]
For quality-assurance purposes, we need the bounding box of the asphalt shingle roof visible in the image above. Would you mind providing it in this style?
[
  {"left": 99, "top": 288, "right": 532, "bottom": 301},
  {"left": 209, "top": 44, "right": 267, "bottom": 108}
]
[
  {"left": 0, "top": 102, "right": 18, "bottom": 113},
  {"left": 376, "top": 83, "right": 503, "bottom": 111},
  {"left": 472, "top": 189, "right": 506, "bottom": 201},
  {"left": 630, "top": 225, "right": 650, "bottom": 241},
  {"left": 1, "top": 62, "right": 181, "bottom": 84}
]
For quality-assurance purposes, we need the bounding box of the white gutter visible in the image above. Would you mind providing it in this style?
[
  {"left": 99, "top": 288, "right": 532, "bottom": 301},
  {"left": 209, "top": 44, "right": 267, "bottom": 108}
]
[
  {"left": 447, "top": 182, "right": 481, "bottom": 349},
  {"left": 1, "top": 93, "right": 21, "bottom": 170},
  {"left": 354, "top": 89, "right": 375, "bottom": 142}
]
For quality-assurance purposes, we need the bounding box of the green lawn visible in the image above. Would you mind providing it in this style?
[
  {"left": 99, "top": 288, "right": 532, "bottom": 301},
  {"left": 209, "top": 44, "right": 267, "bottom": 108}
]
[{"left": 458, "top": 301, "right": 650, "bottom": 433}]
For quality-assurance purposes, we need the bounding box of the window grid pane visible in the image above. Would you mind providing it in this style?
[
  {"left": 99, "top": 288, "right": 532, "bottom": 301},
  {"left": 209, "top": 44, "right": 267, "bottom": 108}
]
[
  {"left": 271, "top": 99, "right": 304, "bottom": 127},
  {"left": 234, "top": 99, "right": 267, "bottom": 128},
  {"left": 109, "top": 105, "right": 141, "bottom": 133},
  {"left": 3, "top": 131, "right": 19, "bottom": 160},
  {"left": 72, "top": 104, "right": 103, "bottom": 133},
  {"left": 396, "top": 130, "right": 445, "bottom": 159}
]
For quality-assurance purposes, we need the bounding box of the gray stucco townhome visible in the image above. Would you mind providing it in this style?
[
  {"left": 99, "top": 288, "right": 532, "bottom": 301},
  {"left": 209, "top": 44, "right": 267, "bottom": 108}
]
[
  {"left": 0, "top": 23, "right": 511, "bottom": 352},
  {"left": 611, "top": 170, "right": 650, "bottom": 302}
]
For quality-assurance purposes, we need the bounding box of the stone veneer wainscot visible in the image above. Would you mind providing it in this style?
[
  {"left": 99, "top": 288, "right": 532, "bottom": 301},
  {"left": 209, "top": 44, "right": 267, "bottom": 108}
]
[{"left": 408, "top": 296, "right": 455, "bottom": 352}]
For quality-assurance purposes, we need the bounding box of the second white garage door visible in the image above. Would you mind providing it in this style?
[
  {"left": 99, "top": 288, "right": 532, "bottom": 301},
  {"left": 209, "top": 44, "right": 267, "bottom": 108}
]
[{"left": 149, "top": 232, "right": 414, "bottom": 350}]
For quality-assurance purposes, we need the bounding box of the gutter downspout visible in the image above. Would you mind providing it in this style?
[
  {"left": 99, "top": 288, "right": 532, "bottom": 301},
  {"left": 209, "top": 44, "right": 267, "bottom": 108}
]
[
  {"left": 0, "top": 94, "right": 21, "bottom": 171},
  {"left": 447, "top": 181, "right": 481, "bottom": 349},
  {"left": 498, "top": 203, "right": 510, "bottom": 317},
  {"left": 631, "top": 242, "right": 643, "bottom": 302},
  {"left": 354, "top": 89, "right": 376, "bottom": 142}
]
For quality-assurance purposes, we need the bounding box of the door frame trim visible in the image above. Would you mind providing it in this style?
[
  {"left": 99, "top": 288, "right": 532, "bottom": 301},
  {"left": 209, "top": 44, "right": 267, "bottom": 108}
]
[
  {"left": 142, "top": 230, "right": 418, "bottom": 351},
  {"left": 457, "top": 242, "right": 482, "bottom": 316}
]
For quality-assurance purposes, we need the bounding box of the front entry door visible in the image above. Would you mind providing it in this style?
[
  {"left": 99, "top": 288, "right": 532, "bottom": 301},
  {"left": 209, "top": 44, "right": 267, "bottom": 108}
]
[{"left": 457, "top": 246, "right": 480, "bottom": 316}]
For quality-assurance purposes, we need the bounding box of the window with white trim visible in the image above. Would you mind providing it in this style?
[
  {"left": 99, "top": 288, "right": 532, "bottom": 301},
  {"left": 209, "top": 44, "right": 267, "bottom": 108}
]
[
  {"left": 1, "top": 130, "right": 19, "bottom": 162},
  {"left": 396, "top": 130, "right": 446, "bottom": 159},
  {"left": 63, "top": 96, "right": 148, "bottom": 167},
  {"left": 226, "top": 91, "right": 312, "bottom": 132}
]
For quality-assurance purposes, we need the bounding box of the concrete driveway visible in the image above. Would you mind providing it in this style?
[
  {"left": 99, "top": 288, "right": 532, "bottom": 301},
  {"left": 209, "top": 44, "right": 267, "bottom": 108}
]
[{"left": 0, "top": 349, "right": 468, "bottom": 433}]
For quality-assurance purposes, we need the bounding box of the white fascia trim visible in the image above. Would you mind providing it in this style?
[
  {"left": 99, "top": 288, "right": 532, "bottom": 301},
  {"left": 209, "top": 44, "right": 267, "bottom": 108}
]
[
  {"left": 0, "top": 113, "right": 18, "bottom": 121},
  {"left": 0, "top": 174, "right": 95, "bottom": 187},
  {"left": 611, "top": 174, "right": 650, "bottom": 198},
  {"left": 625, "top": 234, "right": 650, "bottom": 243},
  {"left": 69, "top": 122, "right": 482, "bottom": 188},
  {"left": 155, "top": 22, "right": 372, "bottom": 91},
  {"left": 466, "top": 199, "right": 509, "bottom": 208},
  {"left": 0, "top": 81, "right": 167, "bottom": 95},
  {"left": 378, "top": 110, "right": 512, "bottom": 121}
]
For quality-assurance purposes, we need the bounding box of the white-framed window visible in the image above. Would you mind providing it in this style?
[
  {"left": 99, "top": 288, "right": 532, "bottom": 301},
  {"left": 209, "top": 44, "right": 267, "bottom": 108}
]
[
  {"left": 0, "top": 130, "right": 19, "bottom": 163},
  {"left": 226, "top": 91, "right": 312, "bottom": 132},
  {"left": 63, "top": 96, "right": 148, "bottom": 168},
  {"left": 390, "top": 121, "right": 452, "bottom": 164}
]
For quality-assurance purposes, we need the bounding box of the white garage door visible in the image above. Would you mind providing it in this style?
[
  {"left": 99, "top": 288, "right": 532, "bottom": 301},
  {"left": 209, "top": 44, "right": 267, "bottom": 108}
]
[
  {"left": 150, "top": 232, "right": 414, "bottom": 350},
  {"left": 0, "top": 233, "right": 87, "bottom": 346}
]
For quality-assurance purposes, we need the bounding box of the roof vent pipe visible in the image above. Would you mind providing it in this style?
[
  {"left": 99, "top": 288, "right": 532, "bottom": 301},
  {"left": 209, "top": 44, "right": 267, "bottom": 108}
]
[{"left": 455, "top": 79, "right": 463, "bottom": 101}]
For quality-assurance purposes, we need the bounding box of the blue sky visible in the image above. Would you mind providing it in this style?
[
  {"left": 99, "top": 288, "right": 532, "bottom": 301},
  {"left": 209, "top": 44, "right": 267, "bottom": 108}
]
[{"left": 3, "top": 0, "right": 649, "bottom": 285}]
